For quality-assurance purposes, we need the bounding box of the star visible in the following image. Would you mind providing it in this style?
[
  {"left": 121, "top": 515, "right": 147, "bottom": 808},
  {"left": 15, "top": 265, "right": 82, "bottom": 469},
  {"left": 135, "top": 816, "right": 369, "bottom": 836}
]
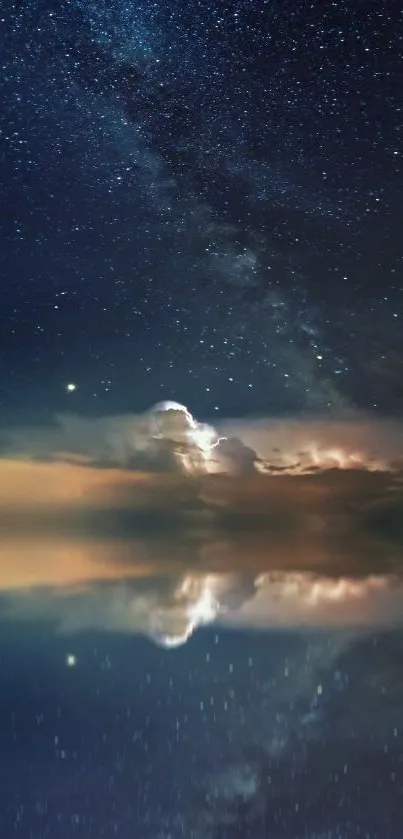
[
  {"left": 65, "top": 653, "right": 77, "bottom": 667},
  {"left": 66, "top": 383, "right": 77, "bottom": 393}
]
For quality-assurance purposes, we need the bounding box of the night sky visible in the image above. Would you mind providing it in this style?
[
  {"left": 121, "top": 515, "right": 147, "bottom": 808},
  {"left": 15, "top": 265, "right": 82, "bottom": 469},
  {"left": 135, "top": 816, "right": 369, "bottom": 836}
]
[
  {"left": 1, "top": 0, "right": 402, "bottom": 423},
  {"left": 2, "top": 2, "right": 403, "bottom": 839}
]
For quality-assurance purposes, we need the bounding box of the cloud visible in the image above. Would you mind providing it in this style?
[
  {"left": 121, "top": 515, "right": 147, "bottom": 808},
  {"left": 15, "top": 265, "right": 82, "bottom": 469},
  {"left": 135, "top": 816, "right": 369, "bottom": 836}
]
[
  {"left": 0, "top": 401, "right": 218, "bottom": 475},
  {"left": 217, "top": 413, "right": 403, "bottom": 473},
  {"left": 4, "top": 403, "right": 403, "bottom": 475},
  {"left": 1, "top": 403, "right": 403, "bottom": 644},
  {"left": 213, "top": 436, "right": 261, "bottom": 475}
]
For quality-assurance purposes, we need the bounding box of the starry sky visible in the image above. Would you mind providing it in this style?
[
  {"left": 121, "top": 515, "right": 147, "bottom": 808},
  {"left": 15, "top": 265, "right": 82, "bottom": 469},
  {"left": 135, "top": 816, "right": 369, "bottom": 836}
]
[
  {"left": 1, "top": 0, "right": 402, "bottom": 424},
  {"left": 2, "top": 3, "right": 403, "bottom": 838}
]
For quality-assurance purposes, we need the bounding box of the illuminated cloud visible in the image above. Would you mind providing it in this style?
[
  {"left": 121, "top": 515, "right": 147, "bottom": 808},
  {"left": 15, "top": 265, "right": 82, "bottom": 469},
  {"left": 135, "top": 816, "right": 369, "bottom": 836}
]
[
  {"left": 0, "top": 401, "right": 220, "bottom": 475},
  {"left": 213, "top": 436, "right": 260, "bottom": 475},
  {"left": 217, "top": 413, "right": 403, "bottom": 473},
  {"left": 1, "top": 402, "right": 403, "bottom": 644},
  {"left": 3, "top": 403, "right": 403, "bottom": 476},
  {"left": 149, "top": 400, "right": 219, "bottom": 473}
]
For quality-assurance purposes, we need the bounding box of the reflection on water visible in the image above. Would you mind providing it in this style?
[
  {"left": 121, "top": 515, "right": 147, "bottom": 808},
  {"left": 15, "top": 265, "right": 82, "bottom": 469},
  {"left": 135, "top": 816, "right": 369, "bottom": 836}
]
[
  {"left": 2, "top": 414, "right": 403, "bottom": 836},
  {"left": 1, "top": 568, "right": 403, "bottom": 837},
  {"left": 1, "top": 530, "right": 403, "bottom": 837},
  {"left": 1, "top": 529, "right": 403, "bottom": 647}
]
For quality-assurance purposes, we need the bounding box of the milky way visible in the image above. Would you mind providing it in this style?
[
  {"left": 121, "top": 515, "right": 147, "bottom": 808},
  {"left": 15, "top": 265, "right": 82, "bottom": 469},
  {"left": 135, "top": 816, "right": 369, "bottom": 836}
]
[
  {"left": 1, "top": 0, "right": 402, "bottom": 425},
  {"left": 1, "top": 6, "right": 403, "bottom": 836}
]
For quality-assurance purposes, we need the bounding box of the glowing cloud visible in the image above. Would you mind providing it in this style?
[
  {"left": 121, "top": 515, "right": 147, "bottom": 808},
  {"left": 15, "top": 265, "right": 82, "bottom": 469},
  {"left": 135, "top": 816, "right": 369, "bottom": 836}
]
[
  {"left": 1, "top": 401, "right": 403, "bottom": 646},
  {"left": 149, "top": 400, "right": 222, "bottom": 473}
]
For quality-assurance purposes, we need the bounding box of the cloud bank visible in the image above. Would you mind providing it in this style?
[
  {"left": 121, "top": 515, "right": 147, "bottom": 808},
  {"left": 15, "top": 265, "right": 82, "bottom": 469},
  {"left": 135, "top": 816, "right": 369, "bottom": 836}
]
[{"left": 1, "top": 401, "right": 403, "bottom": 645}]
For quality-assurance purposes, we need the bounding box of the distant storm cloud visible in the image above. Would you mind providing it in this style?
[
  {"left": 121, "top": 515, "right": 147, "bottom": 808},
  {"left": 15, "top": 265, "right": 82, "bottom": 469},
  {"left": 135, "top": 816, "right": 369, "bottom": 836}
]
[
  {"left": 3, "top": 401, "right": 403, "bottom": 475},
  {"left": 1, "top": 401, "right": 403, "bottom": 644}
]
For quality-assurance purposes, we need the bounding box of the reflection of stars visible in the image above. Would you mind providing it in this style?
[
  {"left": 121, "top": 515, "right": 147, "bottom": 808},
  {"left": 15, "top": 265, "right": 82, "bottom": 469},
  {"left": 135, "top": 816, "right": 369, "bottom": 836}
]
[
  {"left": 66, "top": 383, "right": 77, "bottom": 393},
  {"left": 65, "top": 653, "right": 77, "bottom": 667}
]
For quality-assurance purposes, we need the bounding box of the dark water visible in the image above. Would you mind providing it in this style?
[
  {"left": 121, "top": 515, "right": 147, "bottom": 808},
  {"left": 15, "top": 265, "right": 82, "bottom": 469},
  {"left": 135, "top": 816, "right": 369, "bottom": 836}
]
[{"left": 1, "top": 620, "right": 402, "bottom": 838}]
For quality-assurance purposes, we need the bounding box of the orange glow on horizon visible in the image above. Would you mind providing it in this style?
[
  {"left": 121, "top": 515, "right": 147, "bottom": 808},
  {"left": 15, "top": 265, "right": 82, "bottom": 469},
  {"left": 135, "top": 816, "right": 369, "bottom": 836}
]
[
  {"left": 0, "top": 458, "right": 166, "bottom": 509},
  {"left": 0, "top": 537, "right": 153, "bottom": 590}
]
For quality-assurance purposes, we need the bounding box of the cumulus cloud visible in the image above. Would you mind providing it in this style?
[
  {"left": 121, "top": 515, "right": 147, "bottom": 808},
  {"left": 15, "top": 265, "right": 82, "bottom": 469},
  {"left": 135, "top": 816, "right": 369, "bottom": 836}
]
[
  {"left": 2, "top": 401, "right": 403, "bottom": 644},
  {"left": 4, "top": 402, "right": 403, "bottom": 475},
  {"left": 213, "top": 436, "right": 260, "bottom": 475}
]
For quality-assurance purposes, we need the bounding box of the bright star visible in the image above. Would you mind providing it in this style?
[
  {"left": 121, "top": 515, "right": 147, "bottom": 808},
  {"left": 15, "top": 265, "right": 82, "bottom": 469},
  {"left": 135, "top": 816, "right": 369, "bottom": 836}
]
[
  {"left": 66, "top": 383, "right": 77, "bottom": 392},
  {"left": 66, "top": 654, "right": 77, "bottom": 667}
]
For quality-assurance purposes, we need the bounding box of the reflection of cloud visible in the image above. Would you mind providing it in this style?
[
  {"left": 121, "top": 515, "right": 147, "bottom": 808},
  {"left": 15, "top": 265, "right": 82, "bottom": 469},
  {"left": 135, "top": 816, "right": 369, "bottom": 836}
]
[
  {"left": 220, "top": 572, "right": 403, "bottom": 630},
  {"left": 1, "top": 403, "right": 403, "bottom": 643},
  {"left": 149, "top": 574, "right": 222, "bottom": 647},
  {"left": 2, "top": 573, "right": 225, "bottom": 648},
  {"left": 2, "top": 559, "right": 403, "bottom": 647}
]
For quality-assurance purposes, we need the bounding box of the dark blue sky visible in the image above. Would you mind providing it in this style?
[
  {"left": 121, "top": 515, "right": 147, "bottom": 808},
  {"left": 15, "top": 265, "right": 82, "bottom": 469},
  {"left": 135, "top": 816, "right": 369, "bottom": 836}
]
[{"left": 1, "top": 0, "right": 402, "bottom": 424}]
